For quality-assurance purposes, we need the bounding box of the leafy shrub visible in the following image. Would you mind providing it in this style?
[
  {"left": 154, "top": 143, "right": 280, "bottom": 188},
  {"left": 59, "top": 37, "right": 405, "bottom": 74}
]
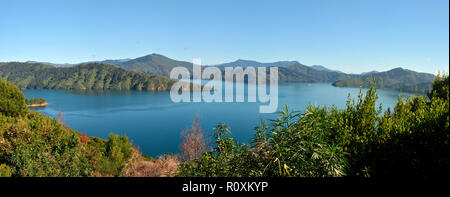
[
  {"left": 178, "top": 107, "right": 348, "bottom": 177},
  {"left": 354, "top": 74, "right": 449, "bottom": 177},
  {"left": 94, "top": 134, "right": 134, "bottom": 176},
  {"left": 0, "top": 78, "right": 136, "bottom": 177},
  {"left": 0, "top": 78, "right": 28, "bottom": 117},
  {"left": 0, "top": 111, "right": 92, "bottom": 176},
  {"left": 178, "top": 123, "right": 253, "bottom": 177},
  {"left": 0, "top": 164, "right": 12, "bottom": 177},
  {"left": 254, "top": 106, "right": 348, "bottom": 177}
]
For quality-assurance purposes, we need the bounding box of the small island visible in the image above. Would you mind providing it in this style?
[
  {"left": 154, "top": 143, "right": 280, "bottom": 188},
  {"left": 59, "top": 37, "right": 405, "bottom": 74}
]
[{"left": 25, "top": 98, "right": 48, "bottom": 107}]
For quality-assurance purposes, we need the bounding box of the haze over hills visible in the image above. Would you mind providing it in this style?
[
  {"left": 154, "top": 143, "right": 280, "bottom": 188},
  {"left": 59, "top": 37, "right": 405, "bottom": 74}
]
[
  {"left": 1, "top": 53, "right": 437, "bottom": 93},
  {"left": 0, "top": 62, "right": 175, "bottom": 91}
]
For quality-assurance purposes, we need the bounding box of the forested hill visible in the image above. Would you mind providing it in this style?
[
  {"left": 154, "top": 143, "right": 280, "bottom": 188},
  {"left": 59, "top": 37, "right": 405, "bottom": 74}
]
[
  {"left": 86, "top": 54, "right": 436, "bottom": 94},
  {"left": 79, "top": 53, "right": 350, "bottom": 81},
  {"left": 102, "top": 54, "right": 353, "bottom": 83},
  {"left": 332, "top": 67, "right": 436, "bottom": 94},
  {"left": 108, "top": 53, "right": 193, "bottom": 76},
  {"left": 278, "top": 63, "right": 356, "bottom": 83},
  {"left": 0, "top": 62, "right": 175, "bottom": 91},
  {"left": 3, "top": 54, "right": 438, "bottom": 94}
]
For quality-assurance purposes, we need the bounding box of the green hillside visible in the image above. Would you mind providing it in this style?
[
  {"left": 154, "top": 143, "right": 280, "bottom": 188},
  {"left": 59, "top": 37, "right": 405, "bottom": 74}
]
[
  {"left": 278, "top": 63, "right": 356, "bottom": 83},
  {"left": 105, "top": 54, "right": 352, "bottom": 83},
  {"left": 116, "top": 53, "right": 193, "bottom": 76},
  {"left": 0, "top": 62, "right": 175, "bottom": 91},
  {"left": 7, "top": 54, "right": 437, "bottom": 94},
  {"left": 332, "top": 67, "right": 435, "bottom": 94}
]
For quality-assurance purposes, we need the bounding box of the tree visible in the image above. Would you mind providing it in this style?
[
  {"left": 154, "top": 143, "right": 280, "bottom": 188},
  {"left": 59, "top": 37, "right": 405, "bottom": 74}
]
[
  {"left": 179, "top": 114, "right": 207, "bottom": 162},
  {"left": 0, "top": 77, "right": 28, "bottom": 117}
]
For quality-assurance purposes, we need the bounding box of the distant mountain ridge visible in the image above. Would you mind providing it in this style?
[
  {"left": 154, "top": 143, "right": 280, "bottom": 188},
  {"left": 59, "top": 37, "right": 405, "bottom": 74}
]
[
  {"left": 361, "top": 70, "right": 379, "bottom": 75},
  {"left": 332, "top": 67, "right": 435, "bottom": 94},
  {"left": 2, "top": 53, "right": 437, "bottom": 94},
  {"left": 24, "top": 54, "right": 340, "bottom": 76},
  {"left": 81, "top": 58, "right": 132, "bottom": 66},
  {"left": 310, "top": 65, "right": 344, "bottom": 73},
  {"left": 278, "top": 63, "right": 356, "bottom": 83}
]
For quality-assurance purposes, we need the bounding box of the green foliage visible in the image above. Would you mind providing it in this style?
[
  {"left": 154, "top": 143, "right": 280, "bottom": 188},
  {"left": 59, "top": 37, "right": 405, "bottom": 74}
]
[
  {"left": 0, "top": 62, "right": 175, "bottom": 91},
  {"left": 0, "top": 78, "right": 28, "bottom": 117},
  {"left": 0, "top": 110, "right": 135, "bottom": 177},
  {"left": 179, "top": 106, "right": 348, "bottom": 177},
  {"left": 0, "top": 79, "right": 135, "bottom": 177},
  {"left": 356, "top": 73, "right": 449, "bottom": 176},
  {"left": 428, "top": 72, "right": 449, "bottom": 100},
  {"left": 0, "top": 164, "right": 12, "bottom": 177},
  {"left": 179, "top": 75, "right": 449, "bottom": 177},
  {"left": 329, "top": 80, "right": 382, "bottom": 175},
  {"left": 178, "top": 124, "right": 252, "bottom": 177},
  {"left": 95, "top": 134, "right": 134, "bottom": 176},
  {"left": 251, "top": 106, "right": 348, "bottom": 177},
  {"left": 0, "top": 111, "right": 91, "bottom": 176}
]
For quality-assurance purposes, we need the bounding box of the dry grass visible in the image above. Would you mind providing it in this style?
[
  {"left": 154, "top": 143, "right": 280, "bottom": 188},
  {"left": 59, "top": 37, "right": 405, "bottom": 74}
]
[{"left": 122, "top": 148, "right": 180, "bottom": 177}]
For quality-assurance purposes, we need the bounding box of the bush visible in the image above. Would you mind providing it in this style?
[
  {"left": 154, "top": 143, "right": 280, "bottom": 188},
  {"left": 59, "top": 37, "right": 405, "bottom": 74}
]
[
  {"left": 178, "top": 107, "right": 348, "bottom": 177},
  {"left": 0, "top": 164, "right": 12, "bottom": 177},
  {"left": 354, "top": 74, "right": 449, "bottom": 177},
  {"left": 0, "top": 78, "right": 137, "bottom": 177},
  {"left": 94, "top": 134, "right": 134, "bottom": 176},
  {"left": 178, "top": 123, "right": 253, "bottom": 177},
  {"left": 0, "top": 78, "right": 28, "bottom": 117}
]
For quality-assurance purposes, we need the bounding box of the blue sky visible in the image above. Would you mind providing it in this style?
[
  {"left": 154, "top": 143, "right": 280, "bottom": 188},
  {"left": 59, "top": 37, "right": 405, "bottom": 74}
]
[{"left": 0, "top": 0, "right": 448, "bottom": 74}]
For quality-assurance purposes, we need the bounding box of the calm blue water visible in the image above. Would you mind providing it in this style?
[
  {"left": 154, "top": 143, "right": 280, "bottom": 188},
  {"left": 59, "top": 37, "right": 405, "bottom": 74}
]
[{"left": 22, "top": 82, "right": 413, "bottom": 157}]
